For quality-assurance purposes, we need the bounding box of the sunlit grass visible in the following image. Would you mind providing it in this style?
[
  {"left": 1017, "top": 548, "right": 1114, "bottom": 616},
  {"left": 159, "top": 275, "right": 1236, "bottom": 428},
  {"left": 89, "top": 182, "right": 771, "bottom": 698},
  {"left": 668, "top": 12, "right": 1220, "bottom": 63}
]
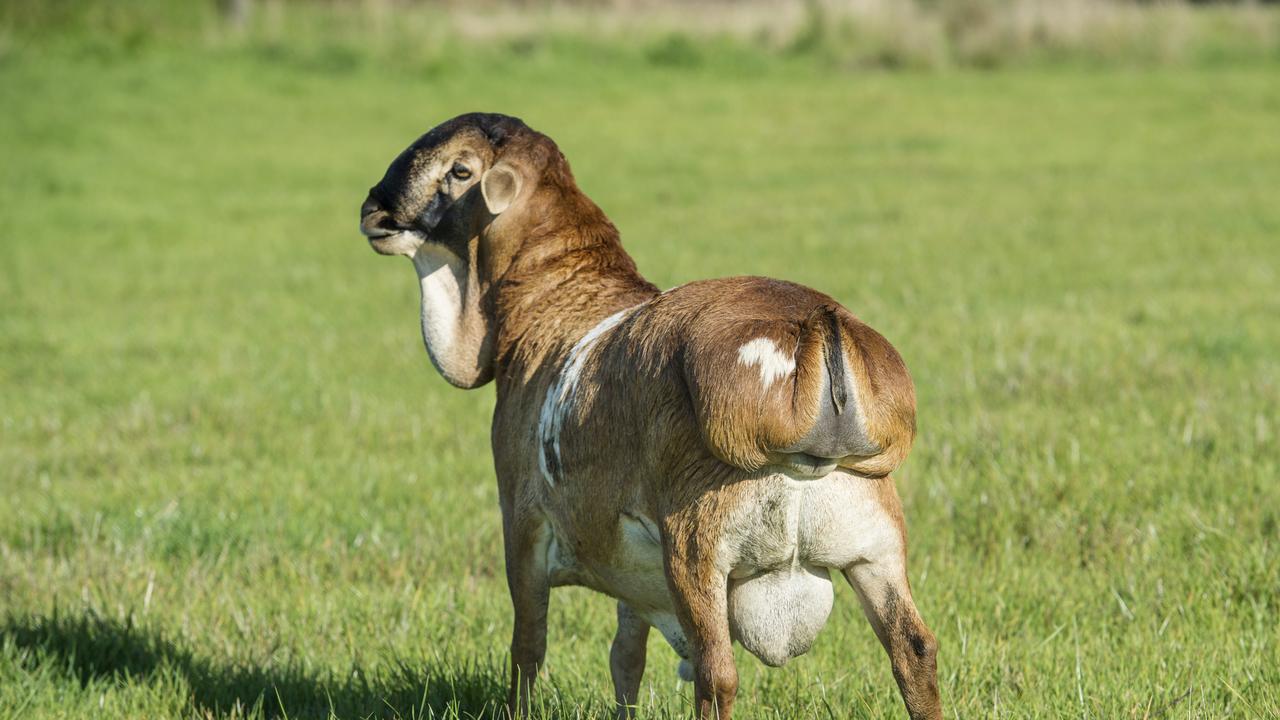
[{"left": 1, "top": 21, "right": 1278, "bottom": 719}]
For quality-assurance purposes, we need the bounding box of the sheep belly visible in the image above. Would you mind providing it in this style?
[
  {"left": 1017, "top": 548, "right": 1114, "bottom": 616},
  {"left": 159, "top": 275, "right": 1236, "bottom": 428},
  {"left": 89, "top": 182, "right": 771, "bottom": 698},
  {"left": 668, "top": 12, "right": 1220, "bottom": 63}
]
[{"left": 728, "top": 564, "right": 834, "bottom": 666}]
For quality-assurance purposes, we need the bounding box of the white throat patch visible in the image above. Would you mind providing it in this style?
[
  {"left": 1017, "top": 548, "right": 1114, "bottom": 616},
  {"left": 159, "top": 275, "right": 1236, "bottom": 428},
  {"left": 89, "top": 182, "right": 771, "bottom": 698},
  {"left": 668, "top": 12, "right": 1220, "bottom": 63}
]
[
  {"left": 411, "top": 244, "right": 466, "bottom": 376},
  {"left": 537, "top": 306, "right": 639, "bottom": 486},
  {"left": 737, "top": 337, "right": 795, "bottom": 385}
]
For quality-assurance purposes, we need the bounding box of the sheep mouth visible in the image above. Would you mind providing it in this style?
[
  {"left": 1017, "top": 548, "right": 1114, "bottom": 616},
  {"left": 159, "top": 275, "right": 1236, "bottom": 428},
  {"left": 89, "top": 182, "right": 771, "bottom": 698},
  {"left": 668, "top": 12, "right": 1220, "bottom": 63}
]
[
  {"left": 365, "top": 229, "right": 426, "bottom": 257},
  {"left": 360, "top": 197, "right": 425, "bottom": 257}
]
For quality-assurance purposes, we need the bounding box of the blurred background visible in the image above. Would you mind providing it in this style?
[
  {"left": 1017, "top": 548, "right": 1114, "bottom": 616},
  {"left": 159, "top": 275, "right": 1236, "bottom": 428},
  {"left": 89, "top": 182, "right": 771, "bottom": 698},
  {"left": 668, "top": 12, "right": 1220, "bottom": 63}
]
[
  {"left": 5, "top": 0, "right": 1280, "bottom": 68},
  {"left": 2, "top": 1, "right": 1278, "bottom": 718}
]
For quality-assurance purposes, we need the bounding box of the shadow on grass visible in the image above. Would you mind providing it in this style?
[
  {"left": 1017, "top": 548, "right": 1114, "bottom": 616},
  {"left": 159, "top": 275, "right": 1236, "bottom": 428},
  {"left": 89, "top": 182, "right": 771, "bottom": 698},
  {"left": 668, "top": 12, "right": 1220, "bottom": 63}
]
[{"left": 1, "top": 610, "right": 521, "bottom": 719}]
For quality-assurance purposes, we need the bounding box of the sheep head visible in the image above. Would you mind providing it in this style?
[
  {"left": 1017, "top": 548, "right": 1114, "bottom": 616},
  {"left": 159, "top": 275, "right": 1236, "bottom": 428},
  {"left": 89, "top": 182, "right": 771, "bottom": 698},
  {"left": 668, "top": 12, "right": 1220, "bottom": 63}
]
[
  {"left": 359, "top": 112, "right": 534, "bottom": 258},
  {"left": 359, "top": 112, "right": 546, "bottom": 388}
]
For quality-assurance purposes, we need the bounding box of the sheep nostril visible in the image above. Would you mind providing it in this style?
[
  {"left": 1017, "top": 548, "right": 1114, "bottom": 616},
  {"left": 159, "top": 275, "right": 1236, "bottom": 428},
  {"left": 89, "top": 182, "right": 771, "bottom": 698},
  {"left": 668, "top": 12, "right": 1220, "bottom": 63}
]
[
  {"left": 361, "top": 194, "right": 404, "bottom": 239},
  {"left": 362, "top": 216, "right": 395, "bottom": 239}
]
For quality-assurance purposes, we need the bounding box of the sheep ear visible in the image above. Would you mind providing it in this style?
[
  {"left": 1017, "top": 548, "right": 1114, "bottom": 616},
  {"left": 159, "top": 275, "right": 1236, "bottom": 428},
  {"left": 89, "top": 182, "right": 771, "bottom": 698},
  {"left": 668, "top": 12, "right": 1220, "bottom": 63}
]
[{"left": 481, "top": 162, "right": 522, "bottom": 215}]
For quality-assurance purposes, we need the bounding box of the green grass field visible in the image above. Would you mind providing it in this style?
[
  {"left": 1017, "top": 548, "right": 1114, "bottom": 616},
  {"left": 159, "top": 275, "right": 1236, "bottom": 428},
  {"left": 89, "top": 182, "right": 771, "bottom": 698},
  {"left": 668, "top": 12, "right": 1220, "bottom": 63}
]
[{"left": 2, "top": 15, "right": 1279, "bottom": 719}]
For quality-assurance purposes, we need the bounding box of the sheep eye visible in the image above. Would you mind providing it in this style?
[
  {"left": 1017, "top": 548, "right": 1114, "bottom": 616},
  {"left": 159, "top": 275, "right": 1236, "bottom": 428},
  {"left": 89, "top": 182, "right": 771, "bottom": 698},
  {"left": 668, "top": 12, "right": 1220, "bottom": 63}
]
[{"left": 450, "top": 163, "right": 472, "bottom": 180}]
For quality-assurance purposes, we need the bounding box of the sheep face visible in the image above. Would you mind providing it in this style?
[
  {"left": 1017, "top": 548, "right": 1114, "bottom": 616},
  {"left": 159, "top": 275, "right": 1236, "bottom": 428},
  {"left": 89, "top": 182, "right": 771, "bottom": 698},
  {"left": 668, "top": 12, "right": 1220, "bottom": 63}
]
[{"left": 360, "top": 118, "right": 504, "bottom": 258}]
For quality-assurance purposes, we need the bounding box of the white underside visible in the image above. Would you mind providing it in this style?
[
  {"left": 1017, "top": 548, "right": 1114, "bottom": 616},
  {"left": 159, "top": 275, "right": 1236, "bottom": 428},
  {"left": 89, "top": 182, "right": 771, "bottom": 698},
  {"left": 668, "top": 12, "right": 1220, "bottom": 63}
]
[{"left": 546, "top": 469, "right": 902, "bottom": 670}]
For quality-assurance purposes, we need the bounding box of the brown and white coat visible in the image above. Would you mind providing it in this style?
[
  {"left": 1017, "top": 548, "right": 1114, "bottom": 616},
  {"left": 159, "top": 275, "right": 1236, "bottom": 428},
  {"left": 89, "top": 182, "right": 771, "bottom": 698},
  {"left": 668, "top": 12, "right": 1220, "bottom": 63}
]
[{"left": 359, "top": 113, "right": 940, "bottom": 720}]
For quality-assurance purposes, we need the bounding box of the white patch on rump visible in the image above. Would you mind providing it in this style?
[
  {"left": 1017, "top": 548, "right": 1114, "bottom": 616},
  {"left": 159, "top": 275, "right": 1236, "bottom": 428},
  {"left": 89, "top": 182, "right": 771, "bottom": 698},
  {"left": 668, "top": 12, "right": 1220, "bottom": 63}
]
[
  {"left": 737, "top": 337, "right": 795, "bottom": 385},
  {"left": 537, "top": 306, "right": 639, "bottom": 486}
]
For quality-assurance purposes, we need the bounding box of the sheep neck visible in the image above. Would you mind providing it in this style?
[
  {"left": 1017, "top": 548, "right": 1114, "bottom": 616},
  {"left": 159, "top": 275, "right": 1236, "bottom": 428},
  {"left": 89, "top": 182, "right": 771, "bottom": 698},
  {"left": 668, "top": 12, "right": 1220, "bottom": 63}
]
[{"left": 491, "top": 224, "right": 658, "bottom": 384}]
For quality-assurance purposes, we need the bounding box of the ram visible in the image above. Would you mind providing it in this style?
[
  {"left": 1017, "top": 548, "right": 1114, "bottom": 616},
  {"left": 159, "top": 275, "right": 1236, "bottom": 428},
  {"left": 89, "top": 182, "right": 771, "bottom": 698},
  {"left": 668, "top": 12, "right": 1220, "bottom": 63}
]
[{"left": 358, "top": 113, "right": 940, "bottom": 720}]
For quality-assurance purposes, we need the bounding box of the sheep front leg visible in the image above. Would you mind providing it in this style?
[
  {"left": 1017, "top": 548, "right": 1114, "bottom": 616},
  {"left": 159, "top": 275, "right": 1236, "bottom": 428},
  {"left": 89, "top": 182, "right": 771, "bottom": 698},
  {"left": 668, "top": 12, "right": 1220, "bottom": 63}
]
[
  {"left": 502, "top": 515, "right": 551, "bottom": 718},
  {"left": 610, "top": 601, "right": 650, "bottom": 719}
]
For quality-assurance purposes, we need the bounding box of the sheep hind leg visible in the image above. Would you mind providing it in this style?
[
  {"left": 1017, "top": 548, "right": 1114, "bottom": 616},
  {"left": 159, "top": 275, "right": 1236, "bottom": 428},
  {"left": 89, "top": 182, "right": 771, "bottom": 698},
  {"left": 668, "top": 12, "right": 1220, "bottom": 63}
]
[
  {"left": 843, "top": 555, "right": 941, "bottom": 720},
  {"left": 610, "top": 601, "right": 650, "bottom": 720},
  {"left": 662, "top": 522, "right": 737, "bottom": 719}
]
